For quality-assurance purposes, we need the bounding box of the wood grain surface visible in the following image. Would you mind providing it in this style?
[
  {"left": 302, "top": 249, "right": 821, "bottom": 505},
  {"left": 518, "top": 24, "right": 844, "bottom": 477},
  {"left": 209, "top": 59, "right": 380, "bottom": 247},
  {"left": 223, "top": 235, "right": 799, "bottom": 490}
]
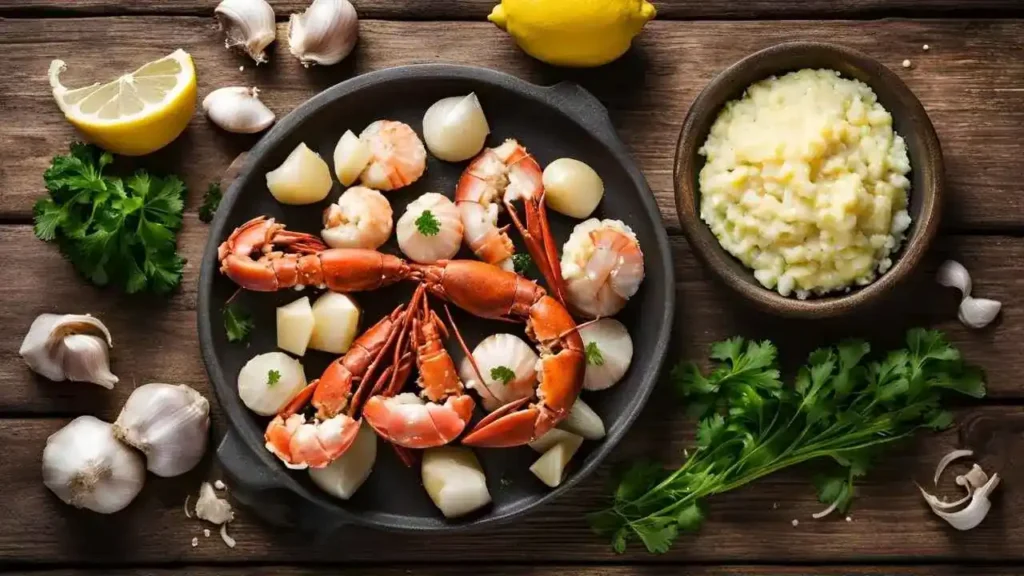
[
  {"left": 7, "top": 569, "right": 1024, "bottom": 576},
  {"left": 3, "top": 18, "right": 1023, "bottom": 232},
  {"left": 1, "top": 0, "right": 1021, "bottom": 19}
]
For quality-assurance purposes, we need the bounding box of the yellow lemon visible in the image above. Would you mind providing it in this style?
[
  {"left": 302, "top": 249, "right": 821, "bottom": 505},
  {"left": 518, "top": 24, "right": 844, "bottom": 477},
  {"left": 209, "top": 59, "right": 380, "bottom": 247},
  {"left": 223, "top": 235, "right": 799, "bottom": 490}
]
[
  {"left": 48, "top": 49, "right": 197, "bottom": 156},
  {"left": 489, "top": 0, "right": 656, "bottom": 67}
]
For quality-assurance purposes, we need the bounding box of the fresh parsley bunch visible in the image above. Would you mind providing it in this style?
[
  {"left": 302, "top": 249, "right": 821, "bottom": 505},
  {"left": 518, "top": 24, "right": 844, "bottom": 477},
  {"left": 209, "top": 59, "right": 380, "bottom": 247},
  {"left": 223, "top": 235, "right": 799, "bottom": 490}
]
[
  {"left": 589, "top": 329, "right": 985, "bottom": 554},
  {"left": 33, "top": 143, "right": 186, "bottom": 294}
]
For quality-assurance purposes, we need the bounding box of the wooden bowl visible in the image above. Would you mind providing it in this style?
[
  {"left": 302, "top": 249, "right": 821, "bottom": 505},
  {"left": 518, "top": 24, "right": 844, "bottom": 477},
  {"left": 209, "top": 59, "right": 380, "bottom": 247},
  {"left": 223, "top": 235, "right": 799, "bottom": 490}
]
[{"left": 674, "top": 42, "right": 943, "bottom": 318}]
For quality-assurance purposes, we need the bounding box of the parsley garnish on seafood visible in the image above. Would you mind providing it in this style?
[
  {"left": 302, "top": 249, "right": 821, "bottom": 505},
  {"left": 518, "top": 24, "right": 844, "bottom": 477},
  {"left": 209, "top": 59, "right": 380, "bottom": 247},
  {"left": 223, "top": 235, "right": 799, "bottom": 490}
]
[
  {"left": 585, "top": 342, "right": 605, "bottom": 366},
  {"left": 512, "top": 253, "right": 534, "bottom": 276},
  {"left": 415, "top": 209, "right": 441, "bottom": 236},
  {"left": 267, "top": 369, "right": 281, "bottom": 387},
  {"left": 223, "top": 302, "right": 254, "bottom": 343},
  {"left": 588, "top": 329, "right": 986, "bottom": 555},
  {"left": 199, "top": 182, "right": 223, "bottom": 223},
  {"left": 34, "top": 143, "right": 186, "bottom": 294},
  {"left": 490, "top": 366, "right": 515, "bottom": 385}
]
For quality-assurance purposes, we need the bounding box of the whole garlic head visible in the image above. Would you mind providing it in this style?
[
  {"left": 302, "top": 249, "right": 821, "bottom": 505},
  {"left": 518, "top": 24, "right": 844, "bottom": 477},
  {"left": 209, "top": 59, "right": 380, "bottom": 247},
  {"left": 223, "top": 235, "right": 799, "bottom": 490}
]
[
  {"left": 288, "top": 0, "right": 359, "bottom": 67},
  {"left": 215, "top": 0, "right": 277, "bottom": 64},
  {"left": 203, "top": 87, "right": 276, "bottom": 134},
  {"left": 20, "top": 313, "right": 118, "bottom": 389},
  {"left": 42, "top": 415, "right": 146, "bottom": 514},
  {"left": 113, "top": 383, "right": 210, "bottom": 478}
]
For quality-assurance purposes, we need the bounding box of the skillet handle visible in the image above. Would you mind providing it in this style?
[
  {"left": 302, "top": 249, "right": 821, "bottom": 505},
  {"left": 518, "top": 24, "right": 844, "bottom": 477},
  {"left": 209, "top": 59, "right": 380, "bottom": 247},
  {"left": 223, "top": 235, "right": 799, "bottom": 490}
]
[
  {"left": 217, "top": 431, "right": 350, "bottom": 536},
  {"left": 543, "top": 82, "right": 618, "bottom": 141}
]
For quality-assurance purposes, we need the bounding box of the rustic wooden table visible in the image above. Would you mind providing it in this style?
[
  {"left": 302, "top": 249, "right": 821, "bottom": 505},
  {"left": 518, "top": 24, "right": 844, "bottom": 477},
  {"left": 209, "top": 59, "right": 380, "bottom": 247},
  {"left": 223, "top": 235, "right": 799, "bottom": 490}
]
[{"left": 3, "top": 1, "right": 1024, "bottom": 574}]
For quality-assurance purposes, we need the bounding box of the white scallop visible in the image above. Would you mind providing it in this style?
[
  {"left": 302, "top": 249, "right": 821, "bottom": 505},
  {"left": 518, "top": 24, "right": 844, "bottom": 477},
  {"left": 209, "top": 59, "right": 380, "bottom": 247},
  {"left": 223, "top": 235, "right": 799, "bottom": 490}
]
[
  {"left": 578, "top": 318, "right": 633, "bottom": 391},
  {"left": 397, "top": 193, "right": 464, "bottom": 263},
  {"left": 458, "top": 333, "right": 538, "bottom": 412}
]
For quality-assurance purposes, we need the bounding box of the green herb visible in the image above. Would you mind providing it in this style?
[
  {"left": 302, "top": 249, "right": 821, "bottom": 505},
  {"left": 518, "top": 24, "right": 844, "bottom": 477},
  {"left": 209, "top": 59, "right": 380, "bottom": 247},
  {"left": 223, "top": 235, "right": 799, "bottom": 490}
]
[
  {"left": 223, "top": 301, "right": 254, "bottom": 343},
  {"left": 198, "top": 182, "right": 222, "bottom": 223},
  {"left": 512, "top": 253, "right": 534, "bottom": 276},
  {"left": 415, "top": 210, "right": 441, "bottom": 236},
  {"left": 267, "top": 369, "right": 281, "bottom": 387},
  {"left": 588, "top": 329, "right": 985, "bottom": 554},
  {"left": 490, "top": 366, "right": 515, "bottom": 385},
  {"left": 586, "top": 342, "right": 605, "bottom": 366},
  {"left": 34, "top": 143, "right": 186, "bottom": 294}
]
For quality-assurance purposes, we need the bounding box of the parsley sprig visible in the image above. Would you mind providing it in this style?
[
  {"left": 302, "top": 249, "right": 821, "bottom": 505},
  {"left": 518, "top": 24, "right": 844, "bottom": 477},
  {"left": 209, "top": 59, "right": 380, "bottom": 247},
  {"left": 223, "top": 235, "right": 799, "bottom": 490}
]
[
  {"left": 198, "top": 182, "right": 222, "bottom": 223},
  {"left": 586, "top": 342, "right": 605, "bottom": 366},
  {"left": 267, "top": 369, "right": 281, "bottom": 387},
  {"left": 33, "top": 143, "right": 186, "bottom": 294},
  {"left": 415, "top": 210, "right": 441, "bottom": 236},
  {"left": 589, "top": 329, "right": 985, "bottom": 554},
  {"left": 490, "top": 366, "right": 515, "bottom": 385},
  {"left": 223, "top": 301, "right": 254, "bottom": 343}
]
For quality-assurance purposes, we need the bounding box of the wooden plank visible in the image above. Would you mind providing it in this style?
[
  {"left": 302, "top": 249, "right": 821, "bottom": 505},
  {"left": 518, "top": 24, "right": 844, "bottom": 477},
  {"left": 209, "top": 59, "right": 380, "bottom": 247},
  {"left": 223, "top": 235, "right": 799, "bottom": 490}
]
[
  {"left": 2, "top": 406, "right": 1020, "bottom": 563},
  {"left": 2, "top": 219, "right": 1022, "bottom": 416},
  {"left": 0, "top": 0, "right": 1021, "bottom": 20},
  {"left": 7, "top": 568, "right": 1024, "bottom": 575},
  {"left": 2, "top": 18, "right": 1023, "bottom": 232}
]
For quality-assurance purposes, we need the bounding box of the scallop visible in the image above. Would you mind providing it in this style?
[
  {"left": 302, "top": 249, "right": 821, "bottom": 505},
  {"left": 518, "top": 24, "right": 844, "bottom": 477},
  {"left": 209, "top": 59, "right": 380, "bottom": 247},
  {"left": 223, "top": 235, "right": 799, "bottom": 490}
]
[
  {"left": 397, "top": 193, "right": 464, "bottom": 263},
  {"left": 579, "top": 318, "right": 633, "bottom": 391},
  {"left": 458, "top": 333, "right": 538, "bottom": 412}
]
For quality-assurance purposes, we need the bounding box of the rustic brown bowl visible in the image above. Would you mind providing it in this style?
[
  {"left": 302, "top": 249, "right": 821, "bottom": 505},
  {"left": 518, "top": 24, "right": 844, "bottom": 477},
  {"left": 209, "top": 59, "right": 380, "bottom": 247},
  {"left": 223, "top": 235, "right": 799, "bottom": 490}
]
[{"left": 674, "top": 42, "right": 943, "bottom": 318}]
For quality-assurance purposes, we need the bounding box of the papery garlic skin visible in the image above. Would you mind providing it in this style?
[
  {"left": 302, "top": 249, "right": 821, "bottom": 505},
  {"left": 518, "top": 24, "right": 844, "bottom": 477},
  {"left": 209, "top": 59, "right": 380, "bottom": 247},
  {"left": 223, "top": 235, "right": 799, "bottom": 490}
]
[
  {"left": 288, "top": 0, "right": 359, "bottom": 67},
  {"left": 113, "top": 383, "right": 210, "bottom": 478},
  {"left": 20, "top": 313, "right": 117, "bottom": 389},
  {"left": 196, "top": 481, "right": 235, "bottom": 524},
  {"left": 215, "top": 0, "right": 277, "bottom": 64},
  {"left": 42, "top": 415, "right": 145, "bottom": 514},
  {"left": 203, "top": 87, "right": 276, "bottom": 134},
  {"left": 422, "top": 93, "right": 490, "bottom": 162}
]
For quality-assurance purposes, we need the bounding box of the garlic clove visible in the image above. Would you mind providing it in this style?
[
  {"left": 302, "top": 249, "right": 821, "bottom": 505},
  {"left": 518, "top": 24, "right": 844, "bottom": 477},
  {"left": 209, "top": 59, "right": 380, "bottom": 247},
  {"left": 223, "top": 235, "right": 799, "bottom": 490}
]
[
  {"left": 203, "top": 87, "right": 276, "bottom": 134},
  {"left": 196, "top": 481, "right": 235, "bottom": 524},
  {"left": 20, "top": 314, "right": 68, "bottom": 381},
  {"left": 113, "top": 383, "right": 210, "bottom": 477},
  {"left": 931, "top": 473, "right": 1000, "bottom": 531},
  {"left": 921, "top": 450, "right": 1000, "bottom": 530},
  {"left": 215, "top": 0, "right": 277, "bottom": 64},
  {"left": 266, "top": 142, "right": 334, "bottom": 205},
  {"left": 288, "top": 0, "right": 359, "bottom": 67},
  {"left": 958, "top": 297, "right": 1002, "bottom": 329},
  {"left": 42, "top": 415, "right": 146, "bottom": 514},
  {"left": 937, "top": 259, "right": 972, "bottom": 297},
  {"left": 422, "top": 93, "right": 490, "bottom": 162},
  {"left": 61, "top": 334, "right": 118, "bottom": 389}
]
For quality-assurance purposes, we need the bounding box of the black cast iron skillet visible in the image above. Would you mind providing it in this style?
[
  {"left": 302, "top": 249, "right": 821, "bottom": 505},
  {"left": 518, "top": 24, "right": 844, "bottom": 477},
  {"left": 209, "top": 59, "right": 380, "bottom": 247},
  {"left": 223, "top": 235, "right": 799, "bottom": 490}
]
[{"left": 198, "top": 64, "right": 674, "bottom": 533}]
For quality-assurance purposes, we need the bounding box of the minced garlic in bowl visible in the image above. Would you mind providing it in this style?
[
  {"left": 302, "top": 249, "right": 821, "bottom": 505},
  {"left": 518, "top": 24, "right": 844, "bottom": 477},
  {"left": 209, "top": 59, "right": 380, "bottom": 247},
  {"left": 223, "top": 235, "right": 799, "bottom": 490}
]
[{"left": 698, "top": 68, "right": 912, "bottom": 298}]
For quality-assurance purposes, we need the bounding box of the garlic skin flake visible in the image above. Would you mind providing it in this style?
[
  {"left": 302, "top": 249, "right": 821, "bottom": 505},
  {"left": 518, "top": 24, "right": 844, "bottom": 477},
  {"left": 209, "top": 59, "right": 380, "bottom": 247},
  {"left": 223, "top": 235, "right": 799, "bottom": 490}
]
[
  {"left": 20, "top": 313, "right": 117, "bottom": 389},
  {"left": 919, "top": 449, "right": 1000, "bottom": 531},
  {"left": 42, "top": 415, "right": 146, "bottom": 514},
  {"left": 936, "top": 259, "right": 1001, "bottom": 329},
  {"left": 196, "top": 481, "right": 235, "bottom": 525},
  {"left": 215, "top": 0, "right": 277, "bottom": 64},
  {"left": 203, "top": 87, "right": 276, "bottom": 134},
  {"left": 113, "top": 383, "right": 210, "bottom": 478},
  {"left": 288, "top": 0, "right": 359, "bottom": 67}
]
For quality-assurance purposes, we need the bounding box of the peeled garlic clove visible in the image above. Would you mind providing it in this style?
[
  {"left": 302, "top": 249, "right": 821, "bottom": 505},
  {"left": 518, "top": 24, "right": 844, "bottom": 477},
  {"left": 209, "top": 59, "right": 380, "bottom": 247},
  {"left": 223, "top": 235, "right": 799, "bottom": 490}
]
[
  {"left": 113, "top": 383, "right": 210, "bottom": 478},
  {"left": 42, "top": 415, "right": 145, "bottom": 514},
  {"left": 959, "top": 297, "right": 1002, "bottom": 329},
  {"left": 422, "top": 93, "right": 490, "bottom": 162},
  {"left": 215, "top": 0, "right": 277, "bottom": 64},
  {"left": 542, "top": 158, "right": 605, "bottom": 219},
  {"left": 288, "top": 0, "right": 359, "bottom": 67},
  {"left": 20, "top": 313, "right": 117, "bottom": 388},
  {"left": 333, "top": 130, "right": 373, "bottom": 186},
  {"left": 266, "top": 142, "right": 333, "bottom": 205},
  {"left": 937, "top": 259, "right": 972, "bottom": 296},
  {"left": 203, "top": 87, "right": 276, "bottom": 134}
]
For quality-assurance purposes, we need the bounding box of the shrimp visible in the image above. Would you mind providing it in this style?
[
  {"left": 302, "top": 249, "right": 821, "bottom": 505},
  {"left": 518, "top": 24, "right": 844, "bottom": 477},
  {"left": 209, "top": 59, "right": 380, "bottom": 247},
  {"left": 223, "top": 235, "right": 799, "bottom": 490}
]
[
  {"left": 359, "top": 120, "right": 427, "bottom": 191},
  {"left": 560, "top": 219, "right": 645, "bottom": 318},
  {"left": 321, "top": 186, "right": 394, "bottom": 250},
  {"left": 396, "top": 192, "right": 464, "bottom": 263}
]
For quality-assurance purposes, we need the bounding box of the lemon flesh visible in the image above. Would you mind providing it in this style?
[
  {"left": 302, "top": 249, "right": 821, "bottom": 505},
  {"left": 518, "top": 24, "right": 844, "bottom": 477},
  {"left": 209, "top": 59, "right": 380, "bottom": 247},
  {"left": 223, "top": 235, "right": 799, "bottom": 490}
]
[
  {"left": 49, "top": 49, "right": 197, "bottom": 156},
  {"left": 489, "top": 0, "right": 656, "bottom": 67}
]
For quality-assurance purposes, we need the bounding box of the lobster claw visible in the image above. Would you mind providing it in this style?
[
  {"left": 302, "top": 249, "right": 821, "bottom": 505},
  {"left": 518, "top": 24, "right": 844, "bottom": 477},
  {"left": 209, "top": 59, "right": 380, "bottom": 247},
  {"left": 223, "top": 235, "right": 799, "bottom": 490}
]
[{"left": 461, "top": 397, "right": 554, "bottom": 448}]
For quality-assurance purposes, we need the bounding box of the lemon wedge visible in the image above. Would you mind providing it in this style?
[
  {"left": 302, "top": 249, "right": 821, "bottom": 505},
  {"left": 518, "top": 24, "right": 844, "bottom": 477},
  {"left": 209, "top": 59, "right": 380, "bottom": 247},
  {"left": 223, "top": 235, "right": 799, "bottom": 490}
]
[{"left": 48, "top": 49, "right": 197, "bottom": 156}]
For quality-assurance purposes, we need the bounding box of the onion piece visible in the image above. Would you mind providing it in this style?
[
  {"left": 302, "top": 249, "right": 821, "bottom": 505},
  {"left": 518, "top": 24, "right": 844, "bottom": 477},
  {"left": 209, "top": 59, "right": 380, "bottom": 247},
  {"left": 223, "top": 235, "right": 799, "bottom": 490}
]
[{"left": 933, "top": 448, "right": 973, "bottom": 485}]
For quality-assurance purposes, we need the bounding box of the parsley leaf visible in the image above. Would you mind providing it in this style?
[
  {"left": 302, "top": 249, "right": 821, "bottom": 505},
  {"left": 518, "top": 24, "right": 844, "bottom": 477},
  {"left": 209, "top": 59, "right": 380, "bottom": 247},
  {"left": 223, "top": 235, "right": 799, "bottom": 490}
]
[
  {"left": 199, "top": 182, "right": 223, "bottom": 223},
  {"left": 585, "top": 341, "right": 605, "bottom": 366},
  {"left": 490, "top": 366, "right": 515, "bottom": 385},
  {"left": 267, "top": 369, "right": 281, "bottom": 386},
  {"left": 589, "top": 329, "right": 986, "bottom": 554},
  {"left": 512, "top": 253, "right": 534, "bottom": 276},
  {"left": 224, "top": 301, "right": 254, "bottom": 343},
  {"left": 415, "top": 210, "right": 441, "bottom": 236},
  {"left": 34, "top": 143, "right": 186, "bottom": 294}
]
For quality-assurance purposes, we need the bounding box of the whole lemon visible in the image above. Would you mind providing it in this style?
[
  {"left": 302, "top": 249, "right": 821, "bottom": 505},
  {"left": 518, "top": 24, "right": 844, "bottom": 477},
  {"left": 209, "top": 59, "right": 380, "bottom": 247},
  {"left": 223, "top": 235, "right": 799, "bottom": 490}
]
[{"left": 489, "top": 0, "right": 656, "bottom": 68}]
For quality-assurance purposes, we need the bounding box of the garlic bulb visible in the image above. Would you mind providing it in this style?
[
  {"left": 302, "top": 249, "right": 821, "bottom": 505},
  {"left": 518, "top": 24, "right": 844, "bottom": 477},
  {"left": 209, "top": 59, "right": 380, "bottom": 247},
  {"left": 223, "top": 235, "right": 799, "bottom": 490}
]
[
  {"left": 42, "top": 415, "right": 146, "bottom": 514},
  {"left": 458, "top": 333, "right": 539, "bottom": 412},
  {"left": 215, "top": 0, "right": 277, "bottom": 64},
  {"left": 113, "top": 383, "right": 210, "bottom": 478},
  {"left": 578, "top": 318, "right": 633, "bottom": 391},
  {"left": 20, "top": 313, "right": 118, "bottom": 389},
  {"left": 936, "top": 259, "right": 1001, "bottom": 329},
  {"left": 288, "top": 0, "right": 359, "bottom": 67},
  {"left": 203, "top": 87, "right": 276, "bottom": 134},
  {"left": 421, "top": 93, "right": 490, "bottom": 162}
]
